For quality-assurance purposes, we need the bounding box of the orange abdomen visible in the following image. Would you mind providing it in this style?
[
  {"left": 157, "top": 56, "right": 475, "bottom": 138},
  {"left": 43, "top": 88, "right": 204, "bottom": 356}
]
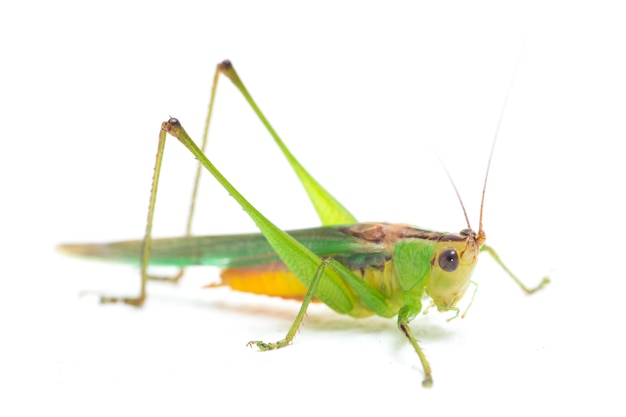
[{"left": 218, "top": 267, "right": 309, "bottom": 300}]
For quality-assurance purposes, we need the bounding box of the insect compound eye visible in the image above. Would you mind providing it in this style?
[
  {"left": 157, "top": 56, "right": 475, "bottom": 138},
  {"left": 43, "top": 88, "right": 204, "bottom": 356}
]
[{"left": 438, "top": 249, "right": 459, "bottom": 272}]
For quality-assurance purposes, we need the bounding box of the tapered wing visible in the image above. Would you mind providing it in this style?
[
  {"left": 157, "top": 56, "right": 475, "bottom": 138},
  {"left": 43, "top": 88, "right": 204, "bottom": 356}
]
[{"left": 58, "top": 225, "right": 390, "bottom": 271}]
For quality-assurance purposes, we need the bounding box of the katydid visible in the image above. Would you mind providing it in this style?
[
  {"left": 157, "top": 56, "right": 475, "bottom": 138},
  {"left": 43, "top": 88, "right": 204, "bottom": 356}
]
[{"left": 58, "top": 60, "right": 549, "bottom": 387}]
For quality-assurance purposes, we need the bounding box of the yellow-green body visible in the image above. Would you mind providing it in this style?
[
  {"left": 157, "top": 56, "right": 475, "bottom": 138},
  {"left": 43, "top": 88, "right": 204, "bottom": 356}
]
[{"left": 58, "top": 60, "right": 548, "bottom": 387}]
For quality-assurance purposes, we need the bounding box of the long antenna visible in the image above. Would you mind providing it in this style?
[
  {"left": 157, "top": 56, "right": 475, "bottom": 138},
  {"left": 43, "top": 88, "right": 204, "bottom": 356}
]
[
  {"left": 479, "top": 48, "right": 524, "bottom": 233},
  {"left": 436, "top": 153, "right": 473, "bottom": 236}
]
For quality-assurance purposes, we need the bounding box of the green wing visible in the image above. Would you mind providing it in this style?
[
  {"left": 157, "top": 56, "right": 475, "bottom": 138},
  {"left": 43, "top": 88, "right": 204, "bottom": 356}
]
[{"left": 58, "top": 225, "right": 387, "bottom": 269}]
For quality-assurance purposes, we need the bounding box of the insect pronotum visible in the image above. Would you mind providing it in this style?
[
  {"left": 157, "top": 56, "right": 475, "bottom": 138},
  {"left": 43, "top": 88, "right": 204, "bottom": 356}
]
[{"left": 58, "top": 60, "right": 549, "bottom": 387}]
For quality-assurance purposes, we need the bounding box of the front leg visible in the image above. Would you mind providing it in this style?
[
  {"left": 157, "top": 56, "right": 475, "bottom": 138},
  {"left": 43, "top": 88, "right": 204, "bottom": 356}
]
[{"left": 398, "top": 304, "right": 433, "bottom": 387}]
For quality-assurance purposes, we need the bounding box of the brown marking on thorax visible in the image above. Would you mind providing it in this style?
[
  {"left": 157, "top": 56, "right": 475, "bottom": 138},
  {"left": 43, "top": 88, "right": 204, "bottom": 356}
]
[{"left": 343, "top": 222, "right": 450, "bottom": 248}]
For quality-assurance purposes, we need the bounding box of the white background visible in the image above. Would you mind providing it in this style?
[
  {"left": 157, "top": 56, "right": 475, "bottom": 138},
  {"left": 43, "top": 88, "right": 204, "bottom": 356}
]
[{"left": 2, "top": 1, "right": 625, "bottom": 415}]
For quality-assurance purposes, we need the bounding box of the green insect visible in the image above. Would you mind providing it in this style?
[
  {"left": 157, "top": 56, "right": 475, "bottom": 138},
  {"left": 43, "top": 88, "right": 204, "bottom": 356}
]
[{"left": 58, "top": 60, "right": 549, "bottom": 387}]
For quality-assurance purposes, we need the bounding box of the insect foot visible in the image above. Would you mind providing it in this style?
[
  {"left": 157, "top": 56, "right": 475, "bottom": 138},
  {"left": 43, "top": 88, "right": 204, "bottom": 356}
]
[{"left": 247, "top": 339, "right": 290, "bottom": 351}]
